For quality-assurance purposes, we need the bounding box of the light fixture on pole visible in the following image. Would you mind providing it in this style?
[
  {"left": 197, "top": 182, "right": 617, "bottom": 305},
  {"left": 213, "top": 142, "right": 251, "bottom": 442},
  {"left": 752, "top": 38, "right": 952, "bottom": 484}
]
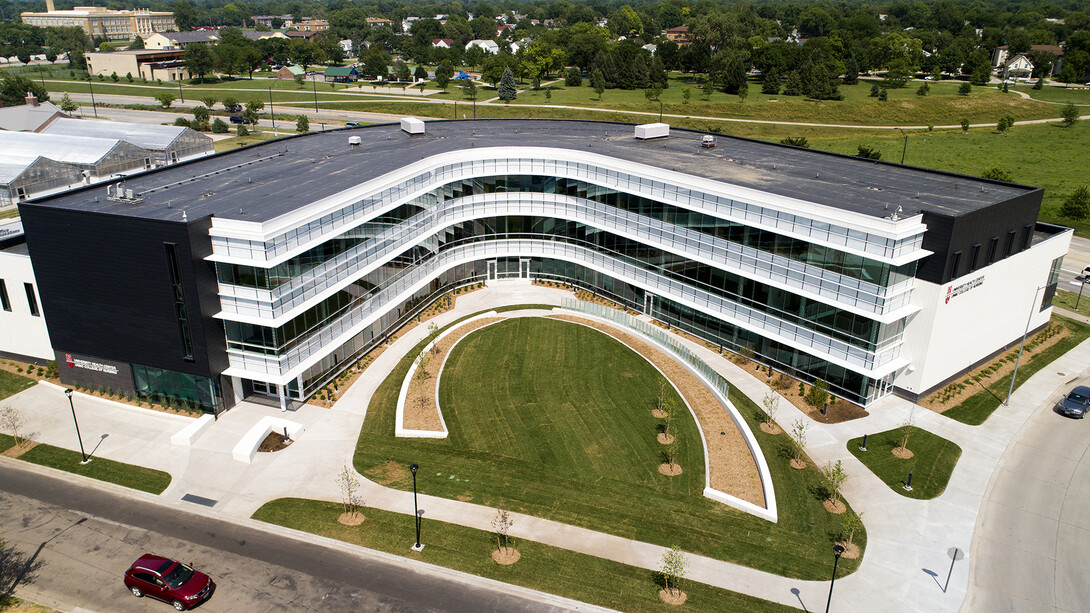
[
  {"left": 178, "top": 80, "right": 184, "bottom": 104},
  {"left": 409, "top": 463, "right": 423, "bottom": 551},
  {"left": 64, "top": 388, "right": 90, "bottom": 464},
  {"left": 898, "top": 128, "right": 908, "bottom": 164},
  {"left": 825, "top": 544, "right": 845, "bottom": 613},
  {"left": 312, "top": 78, "right": 319, "bottom": 112}
]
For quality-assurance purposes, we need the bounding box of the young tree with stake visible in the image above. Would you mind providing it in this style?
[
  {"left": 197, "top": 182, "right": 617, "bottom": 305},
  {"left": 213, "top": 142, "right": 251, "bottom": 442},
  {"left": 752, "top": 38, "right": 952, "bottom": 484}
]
[
  {"left": 660, "top": 546, "right": 688, "bottom": 601},
  {"left": 336, "top": 464, "right": 363, "bottom": 521},
  {"left": 823, "top": 459, "right": 847, "bottom": 511},
  {"left": 790, "top": 419, "right": 808, "bottom": 466},
  {"left": 491, "top": 507, "right": 514, "bottom": 555}
]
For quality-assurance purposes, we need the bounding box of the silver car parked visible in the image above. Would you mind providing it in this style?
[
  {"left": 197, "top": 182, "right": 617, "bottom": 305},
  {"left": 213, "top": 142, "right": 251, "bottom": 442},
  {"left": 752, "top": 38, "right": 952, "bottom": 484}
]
[{"left": 1056, "top": 385, "right": 1090, "bottom": 419}]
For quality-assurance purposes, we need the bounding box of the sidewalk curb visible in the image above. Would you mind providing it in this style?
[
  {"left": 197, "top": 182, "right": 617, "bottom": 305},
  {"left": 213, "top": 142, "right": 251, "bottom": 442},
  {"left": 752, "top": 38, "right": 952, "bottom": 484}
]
[{"left": 0, "top": 455, "right": 617, "bottom": 613}]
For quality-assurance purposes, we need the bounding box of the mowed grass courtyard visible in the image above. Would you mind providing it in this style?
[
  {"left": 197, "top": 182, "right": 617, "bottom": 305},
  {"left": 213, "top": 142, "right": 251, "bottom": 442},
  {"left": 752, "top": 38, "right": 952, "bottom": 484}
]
[{"left": 353, "top": 315, "right": 865, "bottom": 579}]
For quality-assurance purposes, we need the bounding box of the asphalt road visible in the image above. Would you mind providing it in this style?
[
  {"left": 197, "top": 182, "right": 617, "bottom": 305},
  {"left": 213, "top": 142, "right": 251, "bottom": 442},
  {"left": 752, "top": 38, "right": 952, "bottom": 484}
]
[
  {"left": 0, "top": 461, "right": 584, "bottom": 613},
  {"left": 962, "top": 375, "right": 1090, "bottom": 612}
]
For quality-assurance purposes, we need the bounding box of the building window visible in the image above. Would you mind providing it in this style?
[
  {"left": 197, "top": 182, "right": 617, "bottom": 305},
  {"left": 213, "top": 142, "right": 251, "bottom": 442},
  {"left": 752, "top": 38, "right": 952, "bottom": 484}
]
[
  {"left": 24, "top": 283, "right": 39, "bottom": 317},
  {"left": 988, "top": 237, "right": 999, "bottom": 265},
  {"left": 949, "top": 251, "right": 962, "bottom": 279},
  {"left": 0, "top": 279, "right": 10, "bottom": 311},
  {"left": 969, "top": 244, "right": 981, "bottom": 271},
  {"left": 164, "top": 243, "right": 194, "bottom": 360},
  {"left": 144, "top": 157, "right": 152, "bottom": 169},
  {"left": 15, "top": 186, "right": 27, "bottom": 200}
]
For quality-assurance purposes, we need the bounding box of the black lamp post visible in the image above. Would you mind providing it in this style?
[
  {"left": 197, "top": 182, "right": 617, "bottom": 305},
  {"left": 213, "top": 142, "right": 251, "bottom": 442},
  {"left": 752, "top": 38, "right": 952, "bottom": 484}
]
[
  {"left": 178, "top": 80, "right": 184, "bottom": 104},
  {"left": 312, "top": 78, "right": 319, "bottom": 112},
  {"left": 825, "top": 544, "right": 845, "bottom": 613},
  {"left": 64, "top": 388, "right": 90, "bottom": 464},
  {"left": 409, "top": 463, "right": 423, "bottom": 550},
  {"left": 898, "top": 128, "right": 908, "bottom": 164}
]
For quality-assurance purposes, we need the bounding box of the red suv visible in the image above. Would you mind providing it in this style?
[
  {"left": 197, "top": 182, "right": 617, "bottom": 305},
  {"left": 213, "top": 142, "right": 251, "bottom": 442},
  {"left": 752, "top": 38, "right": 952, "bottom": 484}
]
[{"left": 123, "top": 554, "right": 215, "bottom": 611}]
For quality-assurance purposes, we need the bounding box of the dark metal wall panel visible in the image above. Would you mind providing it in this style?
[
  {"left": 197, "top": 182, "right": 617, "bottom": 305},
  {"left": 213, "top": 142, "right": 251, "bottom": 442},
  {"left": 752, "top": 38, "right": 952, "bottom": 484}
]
[
  {"left": 917, "top": 188, "right": 1043, "bottom": 284},
  {"left": 19, "top": 205, "right": 221, "bottom": 381}
]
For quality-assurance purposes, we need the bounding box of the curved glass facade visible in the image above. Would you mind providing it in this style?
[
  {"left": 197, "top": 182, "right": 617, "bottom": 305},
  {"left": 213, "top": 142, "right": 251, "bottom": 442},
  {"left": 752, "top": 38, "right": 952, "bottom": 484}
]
[{"left": 214, "top": 157, "right": 924, "bottom": 406}]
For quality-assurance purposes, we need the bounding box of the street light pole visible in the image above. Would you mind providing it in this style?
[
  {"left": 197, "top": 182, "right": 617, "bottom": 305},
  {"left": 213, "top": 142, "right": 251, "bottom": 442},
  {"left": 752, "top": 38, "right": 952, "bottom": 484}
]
[
  {"left": 268, "top": 85, "right": 276, "bottom": 132},
  {"left": 1005, "top": 284, "right": 1047, "bottom": 405},
  {"left": 178, "top": 80, "right": 184, "bottom": 104},
  {"left": 1077, "top": 277, "right": 1088, "bottom": 309},
  {"left": 825, "top": 544, "right": 845, "bottom": 613},
  {"left": 87, "top": 76, "right": 98, "bottom": 118},
  {"left": 312, "top": 78, "right": 319, "bottom": 112},
  {"left": 64, "top": 388, "right": 90, "bottom": 464},
  {"left": 659, "top": 100, "right": 663, "bottom": 122},
  {"left": 898, "top": 128, "right": 908, "bottom": 164},
  {"left": 409, "top": 463, "right": 423, "bottom": 550}
]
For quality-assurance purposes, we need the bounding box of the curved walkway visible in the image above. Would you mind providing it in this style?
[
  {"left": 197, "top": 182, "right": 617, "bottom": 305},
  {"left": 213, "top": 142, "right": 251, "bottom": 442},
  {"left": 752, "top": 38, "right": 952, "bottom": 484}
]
[{"left": 4, "top": 283, "right": 1090, "bottom": 612}]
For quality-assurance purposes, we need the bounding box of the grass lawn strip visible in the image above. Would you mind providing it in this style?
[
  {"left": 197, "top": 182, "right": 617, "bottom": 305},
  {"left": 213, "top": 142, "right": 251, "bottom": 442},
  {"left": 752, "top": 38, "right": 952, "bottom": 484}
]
[
  {"left": 941, "top": 316, "right": 1090, "bottom": 425},
  {"left": 16, "top": 442, "right": 171, "bottom": 494},
  {"left": 356, "top": 308, "right": 864, "bottom": 579},
  {"left": 0, "top": 370, "right": 36, "bottom": 401},
  {"left": 405, "top": 317, "right": 502, "bottom": 431},
  {"left": 252, "top": 498, "right": 796, "bottom": 613},
  {"left": 846, "top": 429, "right": 962, "bottom": 500},
  {"left": 548, "top": 314, "right": 763, "bottom": 506}
]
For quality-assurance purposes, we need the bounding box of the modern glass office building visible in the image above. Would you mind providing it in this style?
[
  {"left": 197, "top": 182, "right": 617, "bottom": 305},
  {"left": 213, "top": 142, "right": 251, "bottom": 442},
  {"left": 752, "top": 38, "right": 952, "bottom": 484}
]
[{"left": 18, "top": 120, "right": 1070, "bottom": 412}]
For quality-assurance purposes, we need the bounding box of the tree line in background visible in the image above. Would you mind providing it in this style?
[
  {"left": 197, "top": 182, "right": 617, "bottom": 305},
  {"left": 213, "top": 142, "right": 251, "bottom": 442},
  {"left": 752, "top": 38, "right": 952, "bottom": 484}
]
[{"left": 0, "top": 0, "right": 1088, "bottom": 92}]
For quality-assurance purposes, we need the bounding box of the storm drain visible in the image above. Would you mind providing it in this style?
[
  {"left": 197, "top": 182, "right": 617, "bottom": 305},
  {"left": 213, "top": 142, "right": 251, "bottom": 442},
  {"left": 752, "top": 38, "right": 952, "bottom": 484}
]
[{"left": 181, "top": 493, "right": 218, "bottom": 507}]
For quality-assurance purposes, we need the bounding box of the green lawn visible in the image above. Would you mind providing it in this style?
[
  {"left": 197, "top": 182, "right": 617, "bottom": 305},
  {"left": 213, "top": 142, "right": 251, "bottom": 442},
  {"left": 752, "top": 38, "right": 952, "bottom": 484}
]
[
  {"left": 253, "top": 498, "right": 796, "bottom": 613},
  {"left": 0, "top": 370, "right": 36, "bottom": 401},
  {"left": 512, "top": 76, "right": 1060, "bottom": 124},
  {"left": 847, "top": 428, "right": 962, "bottom": 499},
  {"left": 943, "top": 315, "right": 1090, "bottom": 425},
  {"left": 1012, "top": 84, "right": 1090, "bottom": 105},
  {"left": 0, "top": 432, "right": 14, "bottom": 453},
  {"left": 17, "top": 442, "right": 172, "bottom": 494},
  {"left": 1051, "top": 288, "right": 1090, "bottom": 317},
  {"left": 355, "top": 313, "right": 864, "bottom": 579},
  {"left": 213, "top": 132, "right": 280, "bottom": 152}
]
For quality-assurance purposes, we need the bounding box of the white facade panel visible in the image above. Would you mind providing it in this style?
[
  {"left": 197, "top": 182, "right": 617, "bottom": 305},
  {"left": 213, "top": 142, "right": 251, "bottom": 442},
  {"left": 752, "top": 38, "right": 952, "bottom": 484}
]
[
  {"left": 0, "top": 248, "right": 53, "bottom": 360},
  {"left": 898, "top": 228, "right": 1072, "bottom": 396}
]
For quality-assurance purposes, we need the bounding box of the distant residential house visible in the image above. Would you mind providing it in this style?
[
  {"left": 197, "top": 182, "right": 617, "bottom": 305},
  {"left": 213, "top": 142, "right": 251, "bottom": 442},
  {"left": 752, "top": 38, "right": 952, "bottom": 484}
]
[
  {"left": 285, "top": 30, "right": 317, "bottom": 40},
  {"left": 323, "top": 66, "right": 358, "bottom": 82},
  {"left": 339, "top": 39, "right": 352, "bottom": 55},
  {"left": 277, "top": 65, "right": 306, "bottom": 79},
  {"left": 402, "top": 17, "right": 419, "bottom": 32},
  {"left": 497, "top": 24, "right": 516, "bottom": 35},
  {"left": 252, "top": 14, "right": 293, "bottom": 28},
  {"left": 466, "top": 39, "right": 500, "bottom": 54},
  {"left": 642, "top": 43, "right": 657, "bottom": 55},
  {"left": 366, "top": 17, "right": 391, "bottom": 27},
  {"left": 144, "top": 30, "right": 218, "bottom": 50},
  {"left": 1002, "top": 54, "right": 1034, "bottom": 79},
  {"left": 664, "top": 25, "right": 690, "bottom": 45},
  {"left": 0, "top": 97, "right": 69, "bottom": 132},
  {"left": 295, "top": 19, "right": 328, "bottom": 32},
  {"left": 432, "top": 38, "right": 454, "bottom": 48},
  {"left": 992, "top": 44, "right": 1064, "bottom": 77}
]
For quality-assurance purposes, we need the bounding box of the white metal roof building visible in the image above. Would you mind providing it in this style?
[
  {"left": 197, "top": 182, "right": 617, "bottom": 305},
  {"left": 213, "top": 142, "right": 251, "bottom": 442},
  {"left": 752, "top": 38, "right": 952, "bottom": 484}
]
[
  {"left": 0, "top": 100, "right": 69, "bottom": 132},
  {"left": 0, "top": 155, "right": 83, "bottom": 208},
  {"left": 0, "top": 131, "right": 153, "bottom": 178},
  {"left": 42, "top": 118, "right": 214, "bottom": 166}
]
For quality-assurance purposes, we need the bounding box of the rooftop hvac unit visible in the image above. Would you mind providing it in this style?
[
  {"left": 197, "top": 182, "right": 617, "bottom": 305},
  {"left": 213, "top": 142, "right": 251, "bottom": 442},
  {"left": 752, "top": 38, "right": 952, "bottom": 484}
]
[
  {"left": 401, "top": 117, "right": 425, "bottom": 135},
  {"left": 634, "top": 123, "right": 669, "bottom": 139},
  {"left": 348, "top": 136, "right": 362, "bottom": 147}
]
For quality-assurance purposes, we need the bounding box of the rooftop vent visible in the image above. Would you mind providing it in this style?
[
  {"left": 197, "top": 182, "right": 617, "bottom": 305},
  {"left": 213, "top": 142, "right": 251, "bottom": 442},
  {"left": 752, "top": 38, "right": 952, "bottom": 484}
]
[
  {"left": 401, "top": 117, "right": 425, "bottom": 135},
  {"left": 634, "top": 123, "right": 669, "bottom": 140},
  {"left": 349, "top": 135, "right": 362, "bottom": 147}
]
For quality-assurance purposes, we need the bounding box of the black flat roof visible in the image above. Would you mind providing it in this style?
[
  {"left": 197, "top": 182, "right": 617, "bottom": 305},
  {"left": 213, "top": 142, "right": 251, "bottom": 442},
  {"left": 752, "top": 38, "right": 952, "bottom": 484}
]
[{"left": 25, "top": 119, "right": 1035, "bottom": 225}]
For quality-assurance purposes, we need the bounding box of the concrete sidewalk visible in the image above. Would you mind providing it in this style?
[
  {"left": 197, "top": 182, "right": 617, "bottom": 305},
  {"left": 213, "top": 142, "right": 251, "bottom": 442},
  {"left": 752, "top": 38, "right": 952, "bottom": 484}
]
[{"left": 3, "top": 282, "right": 1088, "bottom": 612}]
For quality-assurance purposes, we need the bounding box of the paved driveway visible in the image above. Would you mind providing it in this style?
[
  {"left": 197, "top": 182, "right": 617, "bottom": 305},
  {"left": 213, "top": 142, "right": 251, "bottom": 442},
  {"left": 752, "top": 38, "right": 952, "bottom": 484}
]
[{"left": 964, "top": 377, "right": 1090, "bottom": 612}]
